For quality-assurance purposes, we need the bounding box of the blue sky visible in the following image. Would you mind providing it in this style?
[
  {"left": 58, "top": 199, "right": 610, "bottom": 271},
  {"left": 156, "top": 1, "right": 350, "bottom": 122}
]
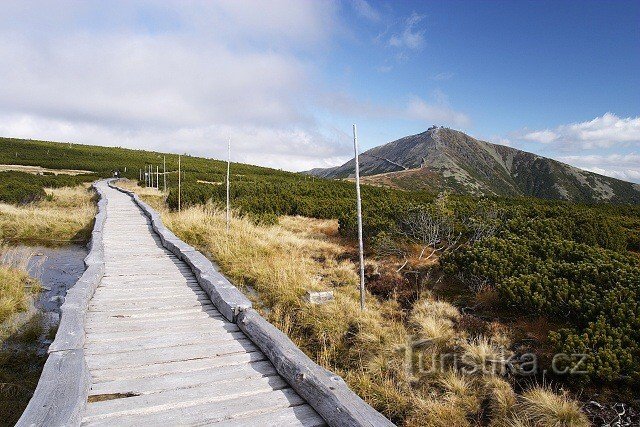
[{"left": 0, "top": 0, "right": 638, "bottom": 181}]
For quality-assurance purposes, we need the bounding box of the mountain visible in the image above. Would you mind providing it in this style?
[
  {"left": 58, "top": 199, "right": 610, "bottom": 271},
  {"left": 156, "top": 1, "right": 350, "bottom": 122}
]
[{"left": 307, "top": 127, "right": 640, "bottom": 203}]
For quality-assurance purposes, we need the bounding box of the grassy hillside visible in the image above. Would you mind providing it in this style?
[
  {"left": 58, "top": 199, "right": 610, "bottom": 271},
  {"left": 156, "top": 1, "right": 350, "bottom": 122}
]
[{"left": 3, "top": 136, "right": 640, "bottom": 423}]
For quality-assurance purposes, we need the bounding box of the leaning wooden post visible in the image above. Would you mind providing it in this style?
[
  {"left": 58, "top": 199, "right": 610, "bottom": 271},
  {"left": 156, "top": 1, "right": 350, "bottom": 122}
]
[
  {"left": 178, "top": 155, "right": 182, "bottom": 212},
  {"left": 353, "top": 124, "right": 366, "bottom": 311},
  {"left": 226, "top": 137, "right": 231, "bottom": 232}
]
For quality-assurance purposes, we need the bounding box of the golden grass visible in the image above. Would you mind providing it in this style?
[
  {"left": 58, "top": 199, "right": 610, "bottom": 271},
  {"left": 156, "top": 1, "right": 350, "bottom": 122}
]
[
  {"left": 517, "top": 387, "right": 589, "bottom": 427},
  {"left": 0, "top": 243, "right": 39, "bottom": 325},
  {"left": 0, "top": 265, "right": 33, "bottom": 324},
  {"left": 125, "top": 182, "right": 589, "bottom": 427},
  {"left": 0, "top": 185, "right": 96, "bottom": 246},
  {"left": 486, "top": 376, "right": 517, "bottom": 426}
]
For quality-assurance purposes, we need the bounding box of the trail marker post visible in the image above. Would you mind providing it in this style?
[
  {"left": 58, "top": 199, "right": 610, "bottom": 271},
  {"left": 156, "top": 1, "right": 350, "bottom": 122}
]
[
  {"left": 156, "top": 165, "right": 159, "bottom": 190},
  {"left": 353, "top": 124, "right": 366, "bottom": 311},
  {"left": 178, "top": 155, "right": 182, "bottom": 212},
  {"left": 163, "top": 156, "right": 167, "bottom": 192},
  {"left": 226, "top": 137, "right": 231, "bottom": 232}
]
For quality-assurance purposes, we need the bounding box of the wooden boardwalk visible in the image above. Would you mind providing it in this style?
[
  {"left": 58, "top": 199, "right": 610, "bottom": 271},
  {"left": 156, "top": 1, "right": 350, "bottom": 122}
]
[{"left": 81, "top": 183, "right": 324, "bottom": 426}]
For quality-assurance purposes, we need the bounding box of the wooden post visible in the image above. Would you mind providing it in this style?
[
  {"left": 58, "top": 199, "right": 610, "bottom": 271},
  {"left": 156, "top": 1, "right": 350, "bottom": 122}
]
[
  {"left": 353, "top": 124, "right": 365, "bottom": 311},
  {"left": 156, "top": 165, "right": 159, "bottom": 190},
  {"left": 163, "top": 156, "right": 167, "bottom": 192},
  {"left": 178, "top": 155, "right": 181, "bottom": 212},
  {"left": 139, "top": 169, "right": 142, "bottom": 183},
  {"left": 226, "top": 137, "right": 231, "bottom": 232}
]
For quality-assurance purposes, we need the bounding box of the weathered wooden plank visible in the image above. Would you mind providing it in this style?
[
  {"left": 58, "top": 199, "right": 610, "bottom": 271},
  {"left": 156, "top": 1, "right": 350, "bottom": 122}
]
[
  {"left": 82, "top": 388, "right": 307, "bottom": 426},
  {"left": 85, "top": 304, "right": 219, "bottom": 320},
  {"left": 209, "top": 403, "right": 325, "bottom": 427},
  {"left": 84, "top": 315, "right": 226, "bottom": 333},
  {"left": 16, "top": 349, "right": 90, "bottom": 427},
  {"left": 88, "top": 299, "right": 210, "bottom": 312},
  {"left": 82, "top": 376, "right": 290, "bottom": 421},
  {"left": 85, "top": 339, "right": 259, "bottom": 369},
  {"left": 90, "top": 351, "right": 267, "bottom": 382},
  {"left": 85, "top": 322, "right": 240, "bottom": 343},
  {"left": 89, "top": 360, "right": 277, "bottom": 396},
  {"left": 84, "top": 330, "right": 248, "bottom": 355}
]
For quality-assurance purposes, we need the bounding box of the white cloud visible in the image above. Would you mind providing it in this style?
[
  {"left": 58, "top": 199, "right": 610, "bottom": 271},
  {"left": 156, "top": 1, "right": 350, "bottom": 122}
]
[
  {"left": 321, "top": 93, "right": 470, "bottom": 127},
  {"left": 0, "top": 113, "right": 350, "bottom": 171},
  {"left": 556, "top": 153, "right": 640, "bottom": 183},
  {"left": 404, "top": 97, "right": 470, "bottom": 127},
  {"left": 351, "top": 0, "right": 380, "bottom": 22},
  {"left": 581, "top": 167, "right": 640, "bottom": 183},
  {"left": 520, "top": 113, "right": 640, "bottom": 148},
  {"left": 388, "top": 13, "right": 426, "bottom": 50},
  {"left": 0, "top": 1, "right": 352, "bottom": 171}
]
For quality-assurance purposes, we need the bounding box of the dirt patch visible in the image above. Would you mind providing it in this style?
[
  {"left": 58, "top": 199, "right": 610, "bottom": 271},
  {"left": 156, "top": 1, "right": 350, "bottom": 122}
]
[{"left": 0, "top": 164, "right": 92, "bottom": 176}]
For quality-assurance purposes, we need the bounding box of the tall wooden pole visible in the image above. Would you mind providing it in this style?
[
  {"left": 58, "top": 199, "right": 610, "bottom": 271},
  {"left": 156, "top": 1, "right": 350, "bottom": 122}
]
[
  {"left": 139, "top": 168, "right": 142, "bottom": 183},
  {"left": 156, "top": 165, "right": 159, "bottom": 190},
  {"left": 178, "top": 155, "right": 182, "bottom": 212},
  {"left": 226, "top": 137, "right": 231, "bottom": 232},
  {"left": 163, "top": 156, "right": 167, "bottom": 192},
  {"left": 353, "top": 124, "right": 365, "bottom": 311}
]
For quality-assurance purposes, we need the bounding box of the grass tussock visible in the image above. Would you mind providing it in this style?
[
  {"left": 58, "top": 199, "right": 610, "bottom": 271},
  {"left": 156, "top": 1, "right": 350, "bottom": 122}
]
[
  {"left": 517, "top": 387, "right": 589, "bottom": 427},
  {"left": 0, "top": 264, "right": 34, "bottom": 324},
  {"left": 0, "top": 185, "right": 96, "bottom": 246},
  {"left": 127, "top": 183, "right": 589, "bottom": 427}
]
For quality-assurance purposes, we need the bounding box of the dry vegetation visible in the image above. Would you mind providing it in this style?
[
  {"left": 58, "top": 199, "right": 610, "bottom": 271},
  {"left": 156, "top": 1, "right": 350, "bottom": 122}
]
[
  {"left": 121, "top": 179, "right": 589, "bottom": 427},
  {"left": 0, "top": 185, "right": 96, "bottom": 246},
  {"left": 0, "top": 244, "right": 39, "bottom": 326}
]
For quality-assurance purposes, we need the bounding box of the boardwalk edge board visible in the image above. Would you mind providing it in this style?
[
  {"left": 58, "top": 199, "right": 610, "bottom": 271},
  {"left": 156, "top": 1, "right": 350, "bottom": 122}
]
[
  {"left": 17, "top": 181, "right": 108, "bottom": 427},
  {"left": 110, "top": 179, "right": 395, "bottom": 427}
]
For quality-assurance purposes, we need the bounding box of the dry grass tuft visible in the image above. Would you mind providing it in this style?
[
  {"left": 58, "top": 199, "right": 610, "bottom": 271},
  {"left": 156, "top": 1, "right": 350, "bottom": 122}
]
[
  {"left": 486, "top": 376, "right": 517, "bottom": 426},
  {"left": 460, "top": 336, "right": 511, "bottom": 376},
  {"left": 0, "top": 243, "right": 39, "bottom": 325},
  {"left": 518, "top": 387, "right": 589, "bottom": 427},
  {"left": 410, "top": 299, "right": 459, "bottom": 348},
  {"left": 408, "top": 397, "right": 472, "bottom": 427}
]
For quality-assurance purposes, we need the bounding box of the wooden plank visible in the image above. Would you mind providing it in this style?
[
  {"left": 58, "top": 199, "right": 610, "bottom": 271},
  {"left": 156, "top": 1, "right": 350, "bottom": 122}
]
[
  {"left": 85, "top": 304, "right": 219, "bottom": 320},
  {"left": 82, "top": 378, "right": 294, "bottom": 424},
  {"left": 209, "top": 403, "right": 325, "bottom": 427},
  {"left": 88, "top": 299, "right": 210, "bottom": 312},
  {"left": 85, "top": 339, "right": 259, "bottom": 370},
  {"left": 89, "top": 360, "right": 277, "bottom": 396},
  {"left": 16, "top": 349, "right": 90, "bottom": 427},
  {"left": 84, "top": 330, "right": 248, "bottom": 355},
  {"left": 85, "top": 323, "right": 240, "bottom": 343},
  {"left": 90, "top": 351, "right": 267, "bottom": 382},
  {"left": 84, "top": 315, "right": 227, "bottom": 333},
  {"left": 82, "top": 387, "right": 306, "bottom": 426}
]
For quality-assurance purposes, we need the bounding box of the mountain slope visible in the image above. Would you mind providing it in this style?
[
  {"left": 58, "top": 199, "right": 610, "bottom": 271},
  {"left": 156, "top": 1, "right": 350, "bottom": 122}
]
[{"left": 307, "top": 127, "right": 640, "bottom": 203}]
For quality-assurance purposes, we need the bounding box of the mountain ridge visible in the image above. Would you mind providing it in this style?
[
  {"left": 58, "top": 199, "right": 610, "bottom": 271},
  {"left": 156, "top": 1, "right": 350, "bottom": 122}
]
[{"left": 307, "top": 127, "right": 640, "bottom": 204}]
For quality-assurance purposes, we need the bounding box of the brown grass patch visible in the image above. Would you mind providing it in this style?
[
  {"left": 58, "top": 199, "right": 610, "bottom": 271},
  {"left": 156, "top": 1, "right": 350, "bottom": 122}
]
[{"left": 0, "top": 185, "right": 96, "bottom": 246}]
